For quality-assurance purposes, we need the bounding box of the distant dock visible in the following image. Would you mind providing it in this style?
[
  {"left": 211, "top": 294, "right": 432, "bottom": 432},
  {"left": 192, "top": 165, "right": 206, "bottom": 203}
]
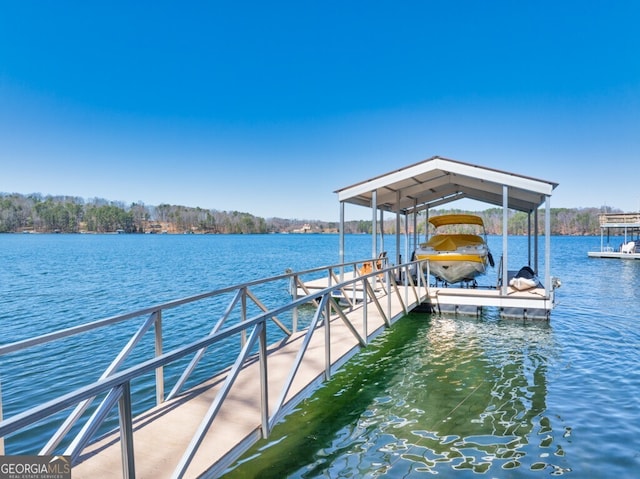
[{"left": 588, "top": 213, "right": 640, "bottom": 259}]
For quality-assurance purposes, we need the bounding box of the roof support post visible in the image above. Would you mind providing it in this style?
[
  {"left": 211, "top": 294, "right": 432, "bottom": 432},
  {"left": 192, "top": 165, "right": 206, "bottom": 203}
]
[
  {"left": 404, "top": 209, "right": 409, "bottom": 268},
  {"left": 527, "top": 212, "right": 532, "bottom": 268},
  {"left": 379, "top": 208, "right": 385, "bottom": 256},
  {"left": 371, "top": 190, "right": 378, "bottom": 259},
  {"left": 395, "top": 198, "right": 401, "bottom": 266},
  {"left": 425, "top": 209, "right": 430, "bottom": 242},
  {"left": 412, "top": 199, "right": 418, "bottom": 256},
  {"left": 544, "top": 195, "right": 551, "bottom": 297},
  {"left": 339, "top": 201, "right": 345, "bottom": 279},
  {"left": 534, "top": 208, "right": 539, "bottom": 275},
  {"left": 501, "top": 185, "right": 509, "bottom": 295}
]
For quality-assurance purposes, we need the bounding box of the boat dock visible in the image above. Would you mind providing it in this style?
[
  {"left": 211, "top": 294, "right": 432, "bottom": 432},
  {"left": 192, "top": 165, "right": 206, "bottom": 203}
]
[
  {"left": 0, "top": 261, "right": 428, "bottom": 479},
  {"left": 425, "top": 283, "right": 556, "bottom": 320},
  {"left": 302, "top": 272, "right": 557, "bottom": 321},
  {"left": 0, "top": 156, "right": 561, "bottom": 478},
  {"left": 0, "top": 258, "right": 556, "bottom": 478},
  {"left": 334, "top": 156, "right": 560, "bottom": 320},
  {"left": 588, "top": 212, "right": 640, "bottom": 259},
  {"left": 72, "top": 268, "right": 423, "bottom": 478}
]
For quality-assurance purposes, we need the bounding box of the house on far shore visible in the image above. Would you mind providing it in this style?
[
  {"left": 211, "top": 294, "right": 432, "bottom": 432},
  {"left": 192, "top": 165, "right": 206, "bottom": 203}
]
[{"left": 292, "top": 223, "right": 312, "bottom": 233}]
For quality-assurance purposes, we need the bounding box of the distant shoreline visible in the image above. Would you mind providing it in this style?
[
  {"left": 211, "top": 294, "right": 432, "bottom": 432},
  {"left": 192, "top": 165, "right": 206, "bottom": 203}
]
[{"left": 0, "top": 191, "right": 632, "bottom": 236}]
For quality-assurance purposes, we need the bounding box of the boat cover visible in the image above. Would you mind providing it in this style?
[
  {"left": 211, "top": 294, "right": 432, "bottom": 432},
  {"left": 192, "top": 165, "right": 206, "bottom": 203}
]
[
  {"left": 422, "top": 234, "right": 485, "bottom": 251},
  {"left": 428, "top": 214, "right": 485, "bottom": 228}
]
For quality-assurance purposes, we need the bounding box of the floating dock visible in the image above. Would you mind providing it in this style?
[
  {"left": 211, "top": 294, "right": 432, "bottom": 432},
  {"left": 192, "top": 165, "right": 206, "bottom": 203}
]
[
  {"left": 301, "top": 273, "right": 557, "bottom": 321},
  {"left": 0, "top": 257, "right": 555, "bottom": 479},
  {"left": 587, "top": 213, "right": 640, "bottom": 260},
  {"left": 0, "top": 156, "right": 561, "bottom": 478},
  {"left": 334, "top": 156, "right": 560, "bottom": 320},
  {"left": 588, "top": 250, "right": 640, "bottom": 260},
  {"left": 424, "top": 284, "right": 556, "bottom": 320}
]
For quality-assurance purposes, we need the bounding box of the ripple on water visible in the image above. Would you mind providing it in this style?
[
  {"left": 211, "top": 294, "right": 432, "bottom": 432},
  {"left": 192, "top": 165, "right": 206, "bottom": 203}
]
[
  {"left": 225, "top": 313, "right": 586, "bottom": 478},
  {"left": 4, "top": 235, "right": 640, "bottom": 477}
]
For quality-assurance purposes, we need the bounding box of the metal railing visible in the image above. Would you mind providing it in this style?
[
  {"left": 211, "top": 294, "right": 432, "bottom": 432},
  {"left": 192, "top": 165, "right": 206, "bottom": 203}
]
[{"left": 0, "top": 257, "right": 428, "bottom": 478}]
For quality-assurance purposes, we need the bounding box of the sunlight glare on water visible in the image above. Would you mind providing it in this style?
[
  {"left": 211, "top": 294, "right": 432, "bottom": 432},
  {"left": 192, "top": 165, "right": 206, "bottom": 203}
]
[{"left": 225, "top": 313, "right": 577, "bottom": 478}]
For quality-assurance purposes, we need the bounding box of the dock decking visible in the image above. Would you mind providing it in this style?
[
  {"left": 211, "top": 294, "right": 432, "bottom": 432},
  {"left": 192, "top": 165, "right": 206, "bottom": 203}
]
[
  {"left": 426, "top": 285, "right": 556, "bottom": 319},
  {"left": 72, "top": 280, "right": 424, "bottom": 478},
  {"left": 587, "top": 250, "right": 640, "bottom": 260},
  {"left": 300, "top": 274, "right": 556, "bottom": 320}
]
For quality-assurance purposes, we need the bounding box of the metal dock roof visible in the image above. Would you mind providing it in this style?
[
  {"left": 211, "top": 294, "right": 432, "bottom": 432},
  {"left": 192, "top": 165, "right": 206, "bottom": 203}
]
[{"left": 335, "top": 156, "right": 558, "bottom": 214}]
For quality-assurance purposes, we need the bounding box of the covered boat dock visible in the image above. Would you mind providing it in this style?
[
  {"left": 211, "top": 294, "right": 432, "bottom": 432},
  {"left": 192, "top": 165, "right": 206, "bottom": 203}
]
[
  {"left": 334, "top": 156, "right": 561, "bottom": 320},
  {"left": 0, "top": 156, "right": 562, "bottom": 479},
  {"left": 588, "top": 212, "right": 640, "bottom": 259}
]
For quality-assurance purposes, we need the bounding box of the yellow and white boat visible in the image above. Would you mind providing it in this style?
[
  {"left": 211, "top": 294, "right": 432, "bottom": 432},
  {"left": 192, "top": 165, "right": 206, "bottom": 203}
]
[{"left": 415, "top": 214, "right": 494, "bottom": 284}]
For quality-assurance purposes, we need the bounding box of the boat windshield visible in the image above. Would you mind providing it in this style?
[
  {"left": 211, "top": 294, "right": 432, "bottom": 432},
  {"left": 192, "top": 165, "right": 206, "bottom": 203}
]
[{"left": 428, "top": 215, "right": 486, "bottom": 235}]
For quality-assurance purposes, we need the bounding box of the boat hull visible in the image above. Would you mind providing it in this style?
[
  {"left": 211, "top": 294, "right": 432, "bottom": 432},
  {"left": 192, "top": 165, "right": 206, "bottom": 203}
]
[
  {"left": 414, "top": 223, "right": 491, "bottom": 284},
  {"left": 415, "top": 248, "right": 488, "bottom": 284}
]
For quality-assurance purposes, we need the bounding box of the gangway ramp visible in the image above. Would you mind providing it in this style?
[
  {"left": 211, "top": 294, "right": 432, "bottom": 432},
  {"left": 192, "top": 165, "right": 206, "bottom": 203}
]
[
  {"left": 0, "top": 260, "right": 428, "bottom": 479},
  {"left": 73, "top": 266, "right": 425, "bottom": 478}
]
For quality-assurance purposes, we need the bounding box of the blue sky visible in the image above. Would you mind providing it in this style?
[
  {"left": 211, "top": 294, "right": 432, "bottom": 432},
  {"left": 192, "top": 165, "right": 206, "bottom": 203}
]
[{"left": 1, "top": 1, "right": 639, "bottom": 221}]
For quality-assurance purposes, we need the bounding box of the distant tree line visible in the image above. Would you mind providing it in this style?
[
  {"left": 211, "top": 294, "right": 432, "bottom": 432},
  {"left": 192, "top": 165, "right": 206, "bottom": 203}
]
[
  {"left": 0, "top": 192, "right": 624, "bottom": 235},
  {"left": 0, "top": 193, "right": 335, "bottom": 234},
  {"left": 425, "top": 206, "right": 608, "bottom": 236},
  {"left": 369, "top": 207, "right": 613, "bottom": 236}
]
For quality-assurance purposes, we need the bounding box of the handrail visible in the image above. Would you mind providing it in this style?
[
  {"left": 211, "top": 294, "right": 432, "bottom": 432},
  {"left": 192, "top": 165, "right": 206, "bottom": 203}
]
[
  {"left": 0, "top": 259, "right": 382, "bottom": 357},
  {"left": 0, "top": 257, "right": 428, "bottom": 478}
]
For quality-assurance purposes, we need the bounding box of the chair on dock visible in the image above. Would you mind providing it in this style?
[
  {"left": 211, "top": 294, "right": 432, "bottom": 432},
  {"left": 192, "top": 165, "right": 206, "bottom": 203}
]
[{"left": 359, "top": 251, "right": 387, "bottom": 275}]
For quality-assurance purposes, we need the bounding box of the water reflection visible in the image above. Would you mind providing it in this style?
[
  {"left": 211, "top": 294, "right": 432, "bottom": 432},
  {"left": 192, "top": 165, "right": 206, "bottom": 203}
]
[
  {"left": 394, "top": 317, "right": 563, "bottom": 475},
  {"left": 225, "top": 313, "right": 571, "bottom": 478}
]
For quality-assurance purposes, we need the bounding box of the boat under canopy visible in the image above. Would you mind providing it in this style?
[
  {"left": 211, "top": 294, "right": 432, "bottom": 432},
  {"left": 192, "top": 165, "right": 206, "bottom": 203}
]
[
  {"left": 414, "top": 214, "right": 493, "bottom": 285},
  {"left": 334, "top": 155, "right": 561, "bottom": 320}
]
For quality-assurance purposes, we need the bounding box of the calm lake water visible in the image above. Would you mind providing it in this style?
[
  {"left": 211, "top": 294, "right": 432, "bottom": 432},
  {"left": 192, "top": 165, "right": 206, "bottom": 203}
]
[{"left": 1, "top": 233, "right": 639, "bottom": 478}]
